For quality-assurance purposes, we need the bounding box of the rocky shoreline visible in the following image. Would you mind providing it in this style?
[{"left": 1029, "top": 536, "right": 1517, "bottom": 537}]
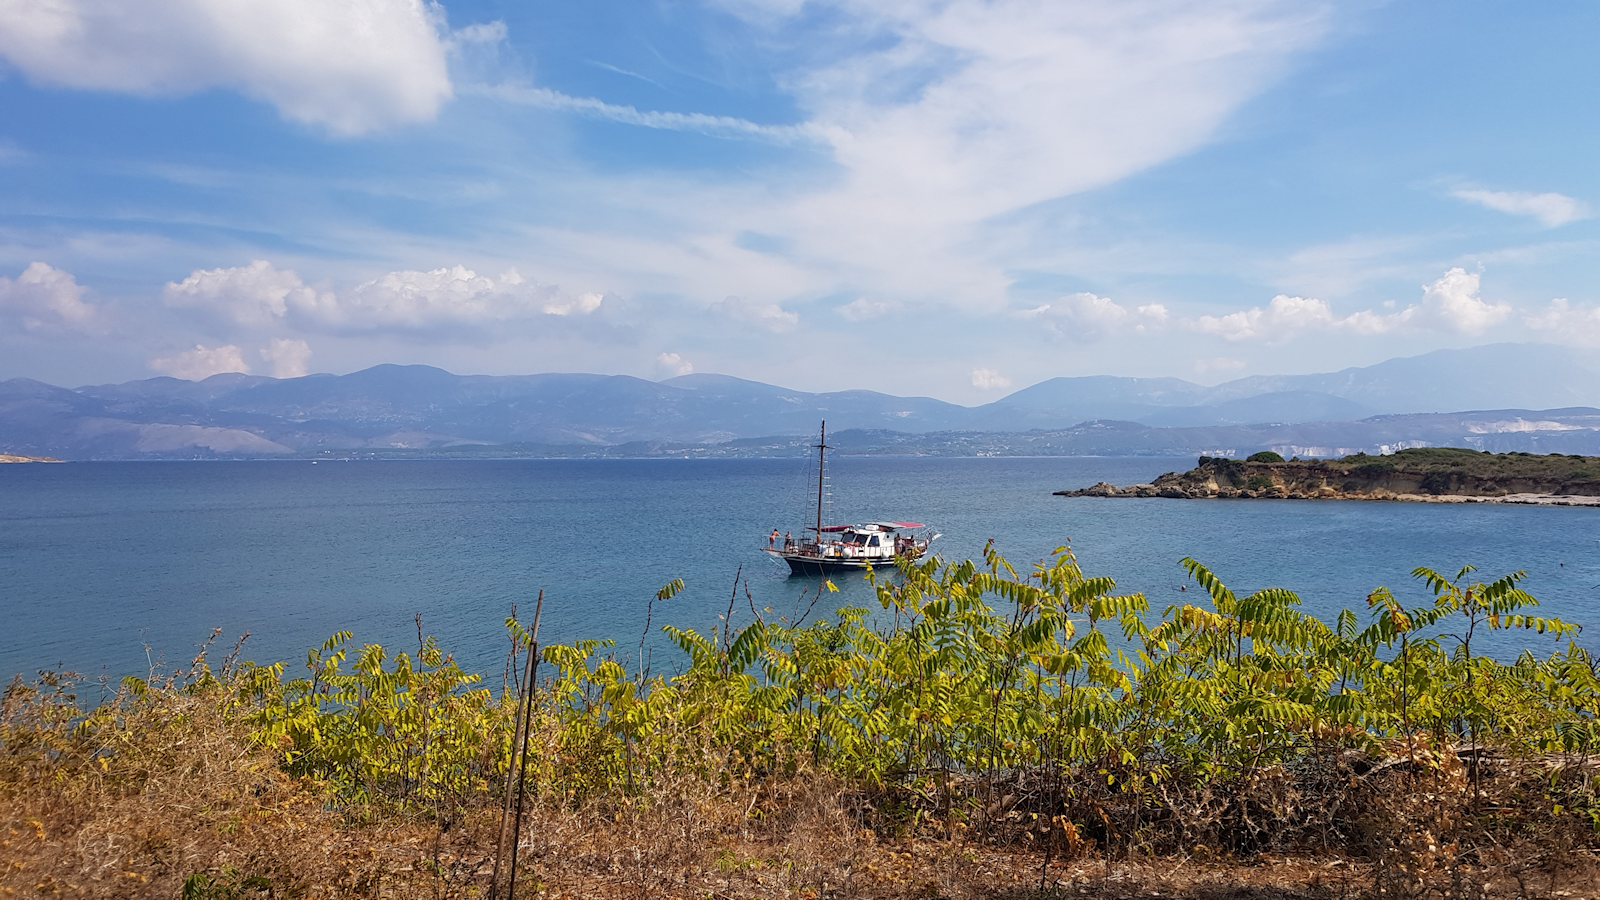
[{"left": 1056, "top": 448, "right": 1600, "bottom": 505}]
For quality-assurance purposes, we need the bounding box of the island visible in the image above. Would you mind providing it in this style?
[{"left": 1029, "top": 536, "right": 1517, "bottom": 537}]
[
  {"left": 1057, "top": 447, "right": 1600, "bottom": 505},
  {"left": 0, "top": 453, "right": 61, "bottom": 463}
]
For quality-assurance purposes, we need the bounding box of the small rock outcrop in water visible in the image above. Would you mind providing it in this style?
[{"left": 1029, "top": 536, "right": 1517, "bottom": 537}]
[{"left": 1056, "top": 448, "right": 1600, "bottom": 505}]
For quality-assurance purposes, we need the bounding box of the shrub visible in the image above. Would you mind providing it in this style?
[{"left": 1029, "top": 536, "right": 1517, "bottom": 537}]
[{"left": 1246, "top": 450, "right": 1285, "bottom": 463}]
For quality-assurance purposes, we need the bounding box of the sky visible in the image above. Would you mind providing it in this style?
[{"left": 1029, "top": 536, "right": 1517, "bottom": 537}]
[{"left": 1, "top": 0, "right": 1598, "bottom": 403}]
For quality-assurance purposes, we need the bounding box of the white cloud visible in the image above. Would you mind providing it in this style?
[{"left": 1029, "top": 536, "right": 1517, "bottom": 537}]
[
  {"left": 481, "top": 84, "right": 819, "bottom": 144},
  {"left": 0, "top": 262, "right": 96, "bottom": 331},
  {"left": 0, "top": 0, "right": 454, "bottom": 135},
  {"left": 836, "top": 297, "right": 899, "bottom": 321},
  {"left": 1195, "top": 357, "right": 1246, "bottom": 374},
  {"left": 1452, "top": 188, "right": 1589, "bottom": 228},
  {"left": 165, "top": 259, "right": 327, "bottom": 326},
  {"left": 711, "top": 295, "right": 799, "bottom": 332},
  {"left": 1193, "top": 294, "right": 1338, "bottom": 342},
  {"left": 484, "top": 1, "right": 1329, "bottom": 311},
  {"left": 150, "top": 344, "right": 250, "bottom": 380},
  {"left": 163, "top": 261, "right": 604, "bottom": 334},
  {"left": 542, "top": 292, "right": 603, "bottom": 316},
  {"left": 1413, "top": 267, "right": 1510, "bottom": 334},
  {"left": 260, "top": 337, "right": 311, "bottom": 378},
  {"left": 720, "top": 0, "right": 1326, "bottom": 304},
  {"left": 655, "top": 352, "right": 694, "bottom": 377},
  {"left": 971, "top": 367, "right": 1011, "bottom": 390},
  {"left": 1021, "top": 292, "right": 1169, "bottom": 341},
  {"left": 330, "top": 266, "right": 571, "bottom": 331},
  {"left": 1184, "top": 268, "right": 1506, "bottom": 342},
  {"left": 1524, "top": 298, "right": 1600, "bottom": 347}
]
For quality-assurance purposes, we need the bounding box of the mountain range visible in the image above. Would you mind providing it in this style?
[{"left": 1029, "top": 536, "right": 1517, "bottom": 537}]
[{"left": 3, "top": 343, "right": 1599, "bottom": 459}]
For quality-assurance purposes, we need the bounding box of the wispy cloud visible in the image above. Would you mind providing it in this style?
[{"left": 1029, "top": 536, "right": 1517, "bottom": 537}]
[
  {"left": 478, "top": 84, "right": 823, "bottom": 144},
  {"left": 836, "top": 297, "right": 899, "bottom": 321},
  {"left": 1195, "top": 357, "right": 1246, "bottom": 374},
  {"left": 1452, "top": 188, "right": 1589, "bottom": 227}
]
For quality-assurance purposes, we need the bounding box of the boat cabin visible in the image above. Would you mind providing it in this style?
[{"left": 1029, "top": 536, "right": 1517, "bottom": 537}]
[{"left": 806, "top": 522, "right": 923, "bottom": 560}]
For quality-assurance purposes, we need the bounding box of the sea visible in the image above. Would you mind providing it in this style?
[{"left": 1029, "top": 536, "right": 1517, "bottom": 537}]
[{"left": 3, "top": 457, "right": 1598, "bottom": 685}]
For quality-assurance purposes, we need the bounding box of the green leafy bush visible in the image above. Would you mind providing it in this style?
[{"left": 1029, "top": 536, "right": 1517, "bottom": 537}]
[{"left": 206, "top": 545, "right": 1598, "bottom": 857}]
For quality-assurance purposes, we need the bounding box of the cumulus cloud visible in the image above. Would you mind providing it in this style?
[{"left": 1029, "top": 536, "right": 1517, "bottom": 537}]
[
  {"left": 971, "top": 368, "right": 1011, "bottom": 390},
  {"left": 0, "top": 262, "right": 96, "bottom": 331},
  {"left": 1193, "top": 294, "right": 1340, "bottom": 342},
  {"left": 163, "top": 260, "right": 607, "bottom": 334},
  {"left": 1021, "top": 292, "right": 1169, "bottom": 341},
  {"left": 1184, "top": 269, "right": 1505, "bottom": 343},
  {"left": 329, "top": 266, "right": 582, "bottom": 331},
  {"left": 1524, "top": 299, "right": 1600, "bottom": 347},
  {"left": 1452, "top": 188, "right": 1589, "bottom": 228},
  {"left": 711, "top": 296, "right": 799, "bottom": 332},
  {"left": 150, "top": 344, "right": 250, "bottom": 380},
  {"left": 543, "top": 292, "right": 604, "bottom": 316},
  {"left": 655, "top": 352, "right": 694, "bottom": 377},
  {"left": 836, "top": 297, "right": 899, "bottom": 321},
  {"left": 260, "top": 337, "right": 311, "bottom": 378},
  {"left": 0, "top": 0, "right": 455, "bottom": 135},
  {"left": 165, "top": 259, "right": 328, "bottom": 326},
  {"left": 1411, "top": 267, "right": 1510, "bottom": 334}
]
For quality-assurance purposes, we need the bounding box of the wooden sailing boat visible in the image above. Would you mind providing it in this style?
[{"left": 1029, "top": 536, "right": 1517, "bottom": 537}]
[{"left": 761, "top": 421, "right": 936, "bottom": 576}]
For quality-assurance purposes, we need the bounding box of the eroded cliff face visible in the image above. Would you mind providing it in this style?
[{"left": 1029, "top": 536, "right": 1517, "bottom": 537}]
[{"left": 1059, "top": 452, "right": 1600, "bottom": 501}]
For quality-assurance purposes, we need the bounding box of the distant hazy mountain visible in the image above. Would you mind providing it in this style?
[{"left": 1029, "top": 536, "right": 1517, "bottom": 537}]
[
  {"left": 3, "top": 343, "right": 1599, "bottom": 459},
  {"left": 1205, "top": 344, "right": 1600, "bottom": 412}
]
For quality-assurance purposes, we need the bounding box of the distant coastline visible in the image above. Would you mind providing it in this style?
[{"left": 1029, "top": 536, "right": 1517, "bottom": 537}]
[
  {"left": 0, "top": 453, "right": 61, "bottom": 463},
  {"left": 1056, "top": 448, "right": 1600, "bottom": 506}
]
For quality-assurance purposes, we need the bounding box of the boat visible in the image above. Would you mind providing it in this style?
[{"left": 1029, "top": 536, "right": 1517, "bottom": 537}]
[{"left": 762, "top": 421, "right": 937, "bottom": 576}]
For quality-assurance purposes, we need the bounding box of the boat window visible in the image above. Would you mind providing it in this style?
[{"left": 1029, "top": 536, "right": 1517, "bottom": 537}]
[{"left": 867, "top": 535, "right": 880, "bottom": 547}]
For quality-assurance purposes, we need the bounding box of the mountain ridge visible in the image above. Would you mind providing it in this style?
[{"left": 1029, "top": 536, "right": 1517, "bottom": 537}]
[{"left": 4, "top": 343, "right": 1600, "bottom": 459}]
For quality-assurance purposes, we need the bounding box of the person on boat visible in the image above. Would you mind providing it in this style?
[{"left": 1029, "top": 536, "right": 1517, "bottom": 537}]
[
  {"left": 769, "top": 528, "right": 780, "bottom": 549},
  {"left": 783, "top": 531, "right": 792, "bottom": 550}
]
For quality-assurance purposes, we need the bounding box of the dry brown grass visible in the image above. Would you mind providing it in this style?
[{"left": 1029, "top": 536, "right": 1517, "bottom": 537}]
[{"left": 4, "top": 670, "right": 1599, "bottom": 900}]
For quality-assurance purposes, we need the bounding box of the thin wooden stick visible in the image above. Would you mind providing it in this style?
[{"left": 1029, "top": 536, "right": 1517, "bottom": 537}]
[{"left": 491, "top": 590, "right": 543, "bottom": 900}]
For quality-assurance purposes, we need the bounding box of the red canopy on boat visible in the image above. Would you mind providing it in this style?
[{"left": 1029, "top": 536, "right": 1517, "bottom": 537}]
[{"left": 813, "top": 522, "right": 924, "bottom": 532}]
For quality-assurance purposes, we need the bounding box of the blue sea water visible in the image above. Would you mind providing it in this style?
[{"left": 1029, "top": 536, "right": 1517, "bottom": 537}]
[{"left": 2, "top": 457, "right": 1598, "bottom": 683}]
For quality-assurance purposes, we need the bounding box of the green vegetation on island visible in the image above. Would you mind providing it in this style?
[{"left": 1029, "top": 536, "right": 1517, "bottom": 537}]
[
  {"left": 5, "top": 546, "right": 1600, "bottom": 897},
  {"left": 1059, "top": 448, "right": 1600, "bottom": 503}
]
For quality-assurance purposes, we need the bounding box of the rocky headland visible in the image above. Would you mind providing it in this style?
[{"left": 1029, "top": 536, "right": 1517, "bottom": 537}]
[
  {"left": 0, "top": 453, "right": 60, "bottom": 462},
  {"left": 1057, "top": 447, "right": 1600, "bottom": 505}
]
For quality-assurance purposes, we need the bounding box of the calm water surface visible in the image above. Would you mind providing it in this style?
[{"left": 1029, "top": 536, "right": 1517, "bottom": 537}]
[{"left": 3, "top": 457, "right": 1597, "bottom": 681}]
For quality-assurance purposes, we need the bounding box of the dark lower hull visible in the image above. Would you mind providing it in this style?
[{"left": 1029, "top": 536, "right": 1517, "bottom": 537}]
[{"left": 763, "top": 548, "right": 914, "bottom": 576}]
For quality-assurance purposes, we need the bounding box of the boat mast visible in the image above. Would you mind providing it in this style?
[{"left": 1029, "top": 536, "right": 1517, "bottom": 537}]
[{"left": 814, "top": 420, "right": 827, "bottom": 538}]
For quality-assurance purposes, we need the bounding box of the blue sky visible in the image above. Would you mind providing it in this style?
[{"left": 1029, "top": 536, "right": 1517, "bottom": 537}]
[{"left": 1, "top": 0, "right": 1597, "bottom": 402}]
